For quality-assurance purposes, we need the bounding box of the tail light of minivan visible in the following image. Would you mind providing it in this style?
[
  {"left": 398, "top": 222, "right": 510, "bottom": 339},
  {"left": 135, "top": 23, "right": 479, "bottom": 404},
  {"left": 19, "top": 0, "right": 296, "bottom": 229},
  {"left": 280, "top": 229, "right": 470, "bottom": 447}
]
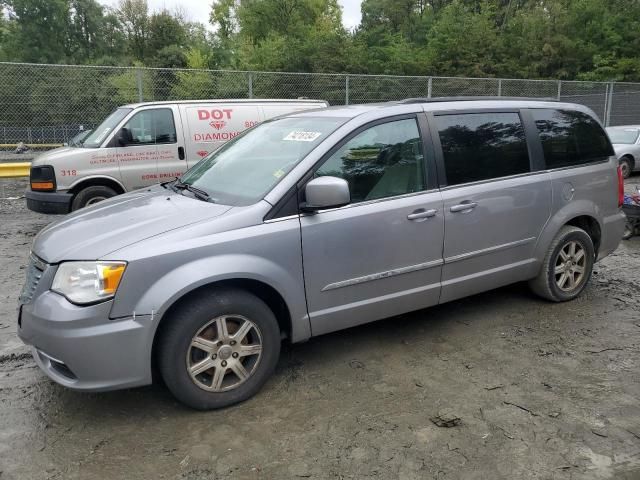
[{"left": 617, "top": 165, "right": 624, "bottom": 208}]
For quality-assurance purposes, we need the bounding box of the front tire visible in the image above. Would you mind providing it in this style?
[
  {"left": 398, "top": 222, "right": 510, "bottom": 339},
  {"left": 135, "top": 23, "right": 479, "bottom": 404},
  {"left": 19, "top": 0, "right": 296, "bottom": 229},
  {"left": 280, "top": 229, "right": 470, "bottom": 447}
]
[
  {"left": 529, "top": 226, "right": 595, "bottom": 302},
  {"left": 71, "top": 185, "right": 117, "bottom": 211},
  {"left": 158, "top": 289, "right": 281, "bottom": 410}
]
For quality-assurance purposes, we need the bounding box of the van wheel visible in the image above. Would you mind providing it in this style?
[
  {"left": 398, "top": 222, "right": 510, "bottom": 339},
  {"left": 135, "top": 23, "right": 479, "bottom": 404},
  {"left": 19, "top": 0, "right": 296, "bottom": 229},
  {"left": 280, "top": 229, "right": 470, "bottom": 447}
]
[
  {"left": 619, "top": 157, "right": 632, "bottom": 179},
  {"left": 71, "top": 185, "right": 117, "bottom": 210},
  {"left": 158, "top": 289, "right": 281, "bottom": 410},
  {"left": 529, "top": 226, "right": 595, "bottom": 302}
]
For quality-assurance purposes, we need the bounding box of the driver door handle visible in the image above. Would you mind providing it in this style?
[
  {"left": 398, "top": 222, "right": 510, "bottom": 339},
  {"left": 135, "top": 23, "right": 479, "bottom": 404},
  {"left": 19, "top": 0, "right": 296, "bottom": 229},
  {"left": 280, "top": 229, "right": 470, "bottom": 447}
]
[
  {"left": 178, "top": 146, "right": 185, "bottom": 160},
  {"left": 450, "top": 201, "right": 478, "bottom": 213},
  {"left": 407, "top": 209, "right": 437, "bottom": 221}
]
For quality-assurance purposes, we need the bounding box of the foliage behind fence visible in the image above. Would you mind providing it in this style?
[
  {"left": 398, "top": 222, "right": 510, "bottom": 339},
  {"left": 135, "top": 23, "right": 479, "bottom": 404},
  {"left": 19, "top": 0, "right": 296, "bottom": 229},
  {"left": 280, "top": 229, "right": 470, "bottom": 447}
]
[{"left": 1, "top": 62, "right": 639, "bottom": 147}]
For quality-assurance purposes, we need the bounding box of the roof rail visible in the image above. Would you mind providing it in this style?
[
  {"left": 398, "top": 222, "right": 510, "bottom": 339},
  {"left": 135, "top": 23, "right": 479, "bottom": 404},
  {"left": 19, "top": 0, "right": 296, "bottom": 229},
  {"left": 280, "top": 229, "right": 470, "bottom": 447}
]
[{"left": 398, "top": 96, "right": 559, "bottom": 104}]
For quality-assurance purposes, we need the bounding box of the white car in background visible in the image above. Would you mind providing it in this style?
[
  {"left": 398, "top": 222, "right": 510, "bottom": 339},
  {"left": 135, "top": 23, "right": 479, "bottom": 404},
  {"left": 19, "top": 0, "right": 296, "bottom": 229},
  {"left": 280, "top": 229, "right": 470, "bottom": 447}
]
[
  {"left": 606, "top": 125, "right": 640, "bottom": 178},
  {"left": 26, "top": 99, "right": 328, "bottom": 213}
]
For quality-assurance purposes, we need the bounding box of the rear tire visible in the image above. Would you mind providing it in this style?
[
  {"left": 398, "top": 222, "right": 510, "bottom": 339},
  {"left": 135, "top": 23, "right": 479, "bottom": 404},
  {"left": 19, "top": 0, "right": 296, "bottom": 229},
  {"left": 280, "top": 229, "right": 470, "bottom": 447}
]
[
  {"left": 158, "top": 289, "right": 281, "bottom": 410},
  {"left": 619, "top": 157, "right": 633, "bottom": 179},
  {"left": 71, "top": 185, "right": 117, "bottom": 210},
  {"left": 529, "top": 226, "right": 595, "bottom": 302}
]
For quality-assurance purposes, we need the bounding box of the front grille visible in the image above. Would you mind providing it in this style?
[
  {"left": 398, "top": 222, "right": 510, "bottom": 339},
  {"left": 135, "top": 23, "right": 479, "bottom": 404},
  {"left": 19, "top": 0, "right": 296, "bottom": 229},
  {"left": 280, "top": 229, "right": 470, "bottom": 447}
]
[{"left": 19, "top": 255, "right": 46, "bottom": 304}]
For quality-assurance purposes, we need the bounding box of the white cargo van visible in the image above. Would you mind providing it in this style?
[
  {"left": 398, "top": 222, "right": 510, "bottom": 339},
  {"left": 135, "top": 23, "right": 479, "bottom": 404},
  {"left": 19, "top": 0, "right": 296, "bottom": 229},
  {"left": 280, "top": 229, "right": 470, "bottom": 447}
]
[{"left": 26, "top": 99, "right": 328, "bottom": 213}]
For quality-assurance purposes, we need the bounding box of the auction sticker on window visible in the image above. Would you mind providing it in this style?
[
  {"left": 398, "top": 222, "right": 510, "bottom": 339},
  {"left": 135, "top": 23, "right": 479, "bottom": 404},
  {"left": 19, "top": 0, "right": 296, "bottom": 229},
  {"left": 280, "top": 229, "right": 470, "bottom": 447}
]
[{"left": 283, "top": 131, "right": 322, "bottom": 142}]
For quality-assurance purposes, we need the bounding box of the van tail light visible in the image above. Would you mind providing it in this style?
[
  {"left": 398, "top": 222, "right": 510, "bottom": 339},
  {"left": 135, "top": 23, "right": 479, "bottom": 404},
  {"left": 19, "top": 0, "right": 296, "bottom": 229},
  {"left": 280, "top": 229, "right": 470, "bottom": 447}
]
[{"left": 617, "top": 165, "right": 624, "bottom": 208}]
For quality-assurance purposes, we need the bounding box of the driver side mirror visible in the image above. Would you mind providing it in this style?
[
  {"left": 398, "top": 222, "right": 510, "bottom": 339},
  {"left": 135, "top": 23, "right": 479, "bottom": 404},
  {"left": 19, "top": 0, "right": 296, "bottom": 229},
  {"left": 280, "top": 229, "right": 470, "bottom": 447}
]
[
  {"left": 116, "top": 128, "right": 128, "bottom": 147},
  {"left": 302, "top": 176, "right": 350, "bottom": 212}
]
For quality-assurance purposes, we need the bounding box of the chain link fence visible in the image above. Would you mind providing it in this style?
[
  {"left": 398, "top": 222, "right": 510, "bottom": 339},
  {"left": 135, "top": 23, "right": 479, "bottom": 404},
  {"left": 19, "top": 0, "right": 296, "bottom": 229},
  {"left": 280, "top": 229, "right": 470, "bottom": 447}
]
[{"left": 1, "top": 61, "right": 638, "bottom": 158}]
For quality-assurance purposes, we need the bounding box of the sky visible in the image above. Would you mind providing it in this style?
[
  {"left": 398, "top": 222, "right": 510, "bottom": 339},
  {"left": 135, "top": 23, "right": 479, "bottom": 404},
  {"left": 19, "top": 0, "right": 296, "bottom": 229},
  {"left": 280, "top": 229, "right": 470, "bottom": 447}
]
[{"left": 100, "top": 0, "right": 363, "bottom": 31}]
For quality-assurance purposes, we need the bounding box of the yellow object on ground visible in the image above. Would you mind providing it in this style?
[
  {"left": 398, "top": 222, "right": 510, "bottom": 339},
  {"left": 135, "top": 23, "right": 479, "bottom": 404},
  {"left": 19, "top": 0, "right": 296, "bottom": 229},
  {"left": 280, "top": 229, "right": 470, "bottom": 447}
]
[{"left": 0, "top": 162, "right": 30, "bottom": 178}]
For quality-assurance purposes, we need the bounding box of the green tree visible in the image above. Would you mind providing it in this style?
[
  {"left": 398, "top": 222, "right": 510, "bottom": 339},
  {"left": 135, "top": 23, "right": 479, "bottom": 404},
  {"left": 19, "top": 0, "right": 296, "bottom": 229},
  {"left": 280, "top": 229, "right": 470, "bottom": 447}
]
[
  {"left": 4, "top": 0, "right": 70, "bottom": 63},
  {"left": 425, "top": 1, "right": 500, "bottom": 77},
  {"left": 147, "top": 10, "right": 187, "bottom": 54},
  {"left": 117, "top": 0, "right": 149, "bottom": 61},
  {"left": 68, "top": 0, "right": 108, "bottom": 62}
]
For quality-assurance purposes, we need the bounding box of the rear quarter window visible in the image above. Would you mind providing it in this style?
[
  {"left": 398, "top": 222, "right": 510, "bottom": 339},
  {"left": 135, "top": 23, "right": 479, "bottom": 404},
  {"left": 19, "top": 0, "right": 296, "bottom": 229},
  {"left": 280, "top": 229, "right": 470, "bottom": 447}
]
[{"left": 531, "top": 109, "right": 614, "bottom": 169}]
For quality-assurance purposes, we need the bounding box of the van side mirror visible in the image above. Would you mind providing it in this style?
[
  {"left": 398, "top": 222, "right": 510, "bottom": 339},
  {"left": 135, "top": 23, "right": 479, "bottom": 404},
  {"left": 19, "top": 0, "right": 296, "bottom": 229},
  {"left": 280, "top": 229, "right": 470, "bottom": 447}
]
[
  {"left": 302, "top": 176, "right": 350, "bottom": 212},
  {"left": 116, "top": 128, "right": 128, "bottom": 147}
]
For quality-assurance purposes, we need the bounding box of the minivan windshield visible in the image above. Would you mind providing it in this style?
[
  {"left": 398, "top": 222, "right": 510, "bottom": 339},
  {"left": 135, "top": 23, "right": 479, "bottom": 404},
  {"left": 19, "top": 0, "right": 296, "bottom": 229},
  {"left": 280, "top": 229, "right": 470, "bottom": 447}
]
[
  {"left": 180, "top": 116, "right": 346, "bottom": 206},
  {"left": 607, "top": 128, "right": 639, "bottom": 145},
  {"left": 82, "top": 108, "right": 132, "bottom": 148}
]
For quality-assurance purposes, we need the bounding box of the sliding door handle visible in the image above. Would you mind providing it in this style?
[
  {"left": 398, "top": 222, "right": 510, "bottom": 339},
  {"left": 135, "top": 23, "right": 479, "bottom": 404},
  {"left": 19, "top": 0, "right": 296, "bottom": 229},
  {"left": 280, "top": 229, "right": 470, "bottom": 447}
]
[
  {"left": 178, "top": 146, "right": 185, "bottom": 160},
  {"left": 450, "top": 201, "right": 478, "bottom": 213}
]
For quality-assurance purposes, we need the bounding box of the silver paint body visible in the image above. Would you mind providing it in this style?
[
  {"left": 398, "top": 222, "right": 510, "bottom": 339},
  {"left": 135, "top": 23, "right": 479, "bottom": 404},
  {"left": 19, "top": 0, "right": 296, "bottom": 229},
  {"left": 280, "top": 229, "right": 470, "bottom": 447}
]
[
  {"left": 30, "top": 99, "right": 328, "bottom": 194},
  {"left": 18, "top": 100, "right": 625, "bottom": 391},
  {"left": 606, "top": 125, "right": 640, "bottom": 172}
]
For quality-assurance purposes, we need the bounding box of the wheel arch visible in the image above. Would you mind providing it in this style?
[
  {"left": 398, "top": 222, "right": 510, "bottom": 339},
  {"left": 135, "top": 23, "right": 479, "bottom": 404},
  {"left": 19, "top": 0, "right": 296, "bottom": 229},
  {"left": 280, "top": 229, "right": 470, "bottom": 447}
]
[
  {"left": 619, "top": 153, "right": 635, "bottom": 167},
  {"left": 67, "top": 175, "right": 126, "bottom": 196},
  {"left": 534, "top": 202, "right": 603, "bottom": 264},
  {"left": 150, "top": 278, "right": 294, "bottom": 378},
  {"left": 565, "top": 215, "right": 601, "bottom": 255}
]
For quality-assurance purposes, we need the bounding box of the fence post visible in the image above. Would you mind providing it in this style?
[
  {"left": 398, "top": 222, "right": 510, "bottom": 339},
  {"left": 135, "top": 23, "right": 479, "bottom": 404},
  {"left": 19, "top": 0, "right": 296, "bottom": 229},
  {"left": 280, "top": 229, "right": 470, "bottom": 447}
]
[
  {"left": 345, "top": 75, "right": 350, "bottom": 105},
  {"left": 427, "top": 77, "right": 432, "bottom": 98},
  {"left": 605, "top": 82, "right": 614, "bottom": 127},
  {"left": 248, "top": 72, "right": 253, "bottom": 99},
  {"left": 136, "top": 68, "right": 144, "bottom": 102},
  {"left": 557, "top": 80, "right": 562, "bottom": 100},
  {"left": 498, "top": 79, "right": 502, "bottom": 97}
]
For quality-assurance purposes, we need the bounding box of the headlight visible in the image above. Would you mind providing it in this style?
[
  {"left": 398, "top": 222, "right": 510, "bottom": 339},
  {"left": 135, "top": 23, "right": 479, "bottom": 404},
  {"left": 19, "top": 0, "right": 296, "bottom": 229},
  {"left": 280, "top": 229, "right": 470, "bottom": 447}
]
[{"left": 52, "top": 261, "right": 126, "bottom": 305}]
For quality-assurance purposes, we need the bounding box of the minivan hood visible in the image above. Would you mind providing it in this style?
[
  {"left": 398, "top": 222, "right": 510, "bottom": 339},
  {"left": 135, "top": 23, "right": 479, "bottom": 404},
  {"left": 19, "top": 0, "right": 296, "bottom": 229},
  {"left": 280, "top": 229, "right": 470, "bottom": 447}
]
[
  {"left": 33, "top": 187, "right": 232, "bottom": 263},
  {"left": 32, "top": 146, "right": 85, "bottom": 165}
]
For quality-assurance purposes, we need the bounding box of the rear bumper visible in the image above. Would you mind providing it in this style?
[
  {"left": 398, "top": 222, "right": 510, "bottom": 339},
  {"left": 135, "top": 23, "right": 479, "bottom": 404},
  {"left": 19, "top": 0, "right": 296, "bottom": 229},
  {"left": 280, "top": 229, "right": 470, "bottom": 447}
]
[
  {"left": 598, "top": 211, "right": 626, "bottom": 260},
  {"left": 17, "top": 291, "right": 153, "bottom": 391},
  {"left": 25, "top": 189, "right": 72, "bottom": 214}
]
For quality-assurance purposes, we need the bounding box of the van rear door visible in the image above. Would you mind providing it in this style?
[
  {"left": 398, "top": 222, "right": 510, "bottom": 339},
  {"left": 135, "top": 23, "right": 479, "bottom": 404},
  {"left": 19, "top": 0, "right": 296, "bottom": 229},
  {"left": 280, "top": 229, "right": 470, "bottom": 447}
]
[{"left": 182, "top": 104, "right": 261, "bottom": 168}]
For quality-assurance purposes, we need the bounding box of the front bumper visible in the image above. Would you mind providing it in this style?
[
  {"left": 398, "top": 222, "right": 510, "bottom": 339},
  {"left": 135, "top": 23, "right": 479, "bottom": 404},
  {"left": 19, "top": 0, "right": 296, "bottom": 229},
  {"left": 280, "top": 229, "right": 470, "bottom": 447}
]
[
  {"left": 18, "top": 291, "right": 153, "bottom": 391},
  {"left": 25, "top": 189, "right": 72, "bottom": 215}
]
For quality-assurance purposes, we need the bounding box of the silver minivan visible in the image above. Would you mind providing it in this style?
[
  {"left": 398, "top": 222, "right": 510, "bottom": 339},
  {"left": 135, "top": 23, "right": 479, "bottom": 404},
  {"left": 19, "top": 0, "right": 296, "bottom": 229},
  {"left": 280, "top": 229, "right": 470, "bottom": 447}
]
[{"left": 18, "top": 98, "right": 626, "bottom": 409}]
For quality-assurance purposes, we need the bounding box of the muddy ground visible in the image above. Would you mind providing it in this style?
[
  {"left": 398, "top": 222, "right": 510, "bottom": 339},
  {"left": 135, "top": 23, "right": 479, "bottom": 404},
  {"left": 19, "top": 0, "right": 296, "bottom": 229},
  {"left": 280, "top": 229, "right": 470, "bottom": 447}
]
[{"left": 1, "top": 177, "right": 639, "bottom": 480}]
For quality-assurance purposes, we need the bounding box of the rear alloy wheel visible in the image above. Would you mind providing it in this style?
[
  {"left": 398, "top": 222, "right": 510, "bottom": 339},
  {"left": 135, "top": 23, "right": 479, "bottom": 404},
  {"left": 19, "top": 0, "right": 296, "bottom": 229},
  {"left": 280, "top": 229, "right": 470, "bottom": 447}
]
[
  {"left": 619, "top": 157, "right": 632, "bottom": 179},
  {"left": 529, "top": 226, "right": 595, "bottom": 302},
  {"left": 158, "top": 289, "right": 281, "bottom": 410},
  {"left": 553, "top": 240, "right": 587, "bottom": 292}
]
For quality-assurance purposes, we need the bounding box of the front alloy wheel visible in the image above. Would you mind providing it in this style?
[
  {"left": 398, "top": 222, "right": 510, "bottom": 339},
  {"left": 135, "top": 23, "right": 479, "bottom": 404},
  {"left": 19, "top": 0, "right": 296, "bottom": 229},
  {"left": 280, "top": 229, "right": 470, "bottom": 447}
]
[
  {"left": 187, "top": 315, "right": 263, "bottom": 392},
  {"left": 158, "top": 289, "right": 281, "bottom": 410}
]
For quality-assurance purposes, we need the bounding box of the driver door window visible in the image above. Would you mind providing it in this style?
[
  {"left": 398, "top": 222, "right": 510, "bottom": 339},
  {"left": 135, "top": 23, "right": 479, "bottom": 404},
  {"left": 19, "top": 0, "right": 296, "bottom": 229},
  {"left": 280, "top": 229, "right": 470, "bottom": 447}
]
[
  {"left": 121, "top": 109, "right": 176, "bottom": 145},
  {"left": 315, "top": 118, "right": 426, "bottom": 202}
]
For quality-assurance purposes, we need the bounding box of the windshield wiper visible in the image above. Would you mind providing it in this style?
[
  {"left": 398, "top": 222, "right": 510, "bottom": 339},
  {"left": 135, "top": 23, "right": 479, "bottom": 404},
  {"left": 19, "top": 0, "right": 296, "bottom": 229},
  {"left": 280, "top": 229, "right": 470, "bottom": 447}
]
[{"left": 173, "top": 178, "right": 212, "bottom": 202}]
